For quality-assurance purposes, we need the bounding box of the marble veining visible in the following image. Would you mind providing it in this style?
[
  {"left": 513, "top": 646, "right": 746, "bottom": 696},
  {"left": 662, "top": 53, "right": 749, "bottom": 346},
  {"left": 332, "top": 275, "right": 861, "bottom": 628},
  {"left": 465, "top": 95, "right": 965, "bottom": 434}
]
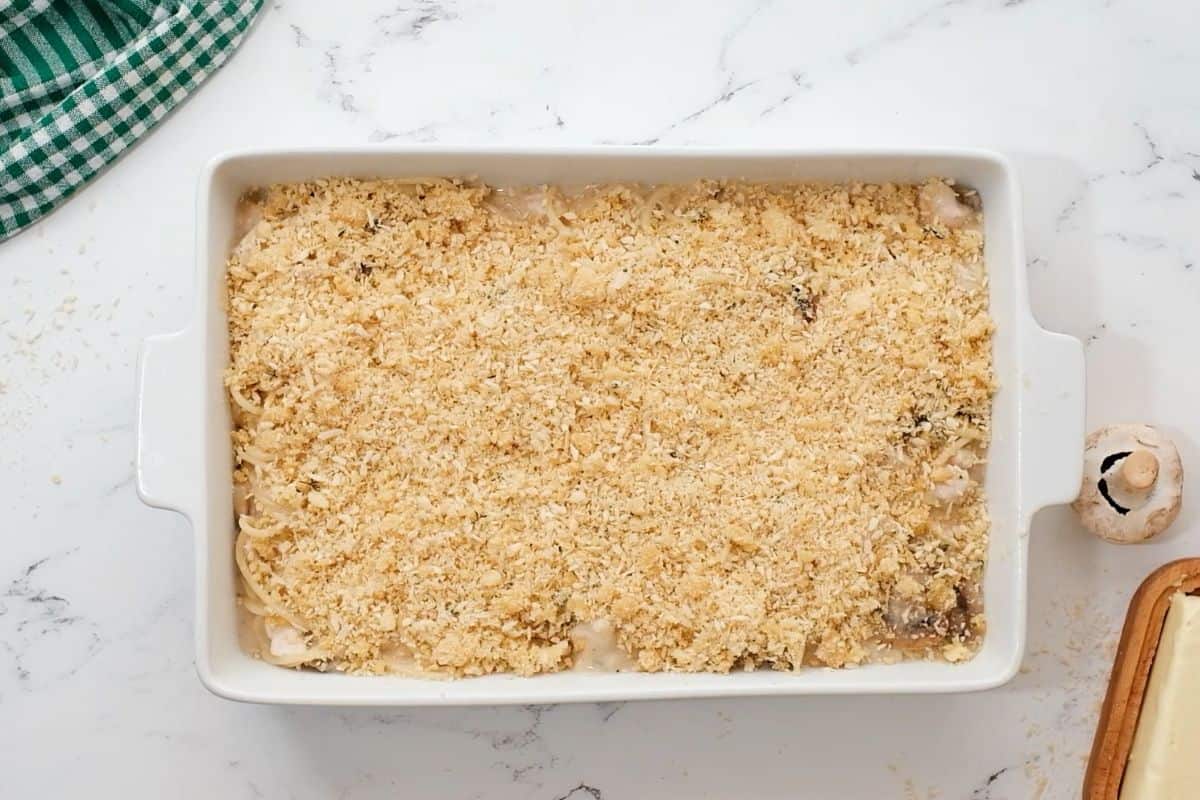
[
  {"left": 1, "top": 551, "right": 104, "bottom": 693},
  {"left": 2, "top": 0, "right": 1199, "bottom": 796},
  {"left": 373, "top": 1, "right": 459, "bottom": 41}
]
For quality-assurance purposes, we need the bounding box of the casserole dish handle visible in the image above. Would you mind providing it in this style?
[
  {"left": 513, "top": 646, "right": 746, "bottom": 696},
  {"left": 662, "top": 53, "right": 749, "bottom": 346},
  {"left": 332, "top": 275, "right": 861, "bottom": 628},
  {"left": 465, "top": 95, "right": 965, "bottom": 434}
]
[
  {"left": 136, "top": 328, "right": 201, "bottom": 517},
  {"left": 1020, "top": 322, "right": 1086, "bottom": 519}
]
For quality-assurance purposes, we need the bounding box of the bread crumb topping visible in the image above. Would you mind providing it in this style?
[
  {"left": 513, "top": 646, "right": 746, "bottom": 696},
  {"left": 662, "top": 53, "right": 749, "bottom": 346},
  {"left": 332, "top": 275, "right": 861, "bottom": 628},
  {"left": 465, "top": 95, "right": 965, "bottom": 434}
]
[{"left": 226, "top": 177, "right": 994, "bottom": 676}]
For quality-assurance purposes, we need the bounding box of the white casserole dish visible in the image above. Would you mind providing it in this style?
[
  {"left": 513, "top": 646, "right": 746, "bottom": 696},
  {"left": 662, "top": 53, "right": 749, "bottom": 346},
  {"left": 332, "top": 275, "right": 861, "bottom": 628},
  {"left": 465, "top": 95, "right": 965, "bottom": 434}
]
[{"left": 136, "top": 146, "right": 1085, "bottom": 705}]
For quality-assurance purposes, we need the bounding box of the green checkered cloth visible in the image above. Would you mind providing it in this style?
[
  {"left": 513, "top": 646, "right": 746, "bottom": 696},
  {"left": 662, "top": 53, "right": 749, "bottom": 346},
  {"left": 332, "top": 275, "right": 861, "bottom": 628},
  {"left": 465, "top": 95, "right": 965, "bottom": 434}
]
[{"left": 1, "top": 0, "right": 264, "bottom": 241}]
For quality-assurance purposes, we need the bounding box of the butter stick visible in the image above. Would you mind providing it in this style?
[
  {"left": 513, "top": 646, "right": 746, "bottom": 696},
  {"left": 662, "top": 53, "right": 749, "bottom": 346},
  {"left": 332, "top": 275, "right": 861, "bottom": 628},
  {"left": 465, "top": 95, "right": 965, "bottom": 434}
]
[{"left": 1121, "top": 593, "right": 1200, "bottom": 799}]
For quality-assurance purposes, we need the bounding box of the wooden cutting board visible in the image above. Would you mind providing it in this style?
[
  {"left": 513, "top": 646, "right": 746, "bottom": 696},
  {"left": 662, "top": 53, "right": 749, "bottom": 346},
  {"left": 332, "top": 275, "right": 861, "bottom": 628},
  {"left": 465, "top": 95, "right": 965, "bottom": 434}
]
[{"left": 1083, "top": 558, "right": 1200, "bottom": 799}]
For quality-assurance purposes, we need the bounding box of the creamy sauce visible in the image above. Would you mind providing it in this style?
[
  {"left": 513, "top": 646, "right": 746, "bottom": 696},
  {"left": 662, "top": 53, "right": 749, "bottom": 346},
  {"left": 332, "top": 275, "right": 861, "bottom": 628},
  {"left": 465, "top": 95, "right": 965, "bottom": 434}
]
[
  {"left": 380, "top": 641, "right": 425, "bottom": 677},
  {"left": 918, "top": 180, "right": 980, "bottom": 231},
  {"left": 569, "top": 620, "right": 638, "bottom": 672},
  {"left": 233, "top": 192, "right": 265, "bottom": 241},
  {"left": 485, "top": 186, "right": 550, "bottom": 219},
  {"left": 265, "top": 619, "right": 307, "bottom": 660}
]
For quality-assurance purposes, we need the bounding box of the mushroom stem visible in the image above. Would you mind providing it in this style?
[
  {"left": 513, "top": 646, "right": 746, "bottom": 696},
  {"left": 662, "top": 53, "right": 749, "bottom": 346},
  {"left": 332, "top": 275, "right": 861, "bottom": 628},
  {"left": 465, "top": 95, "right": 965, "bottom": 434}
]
[{"left": 1118, "top": 450, "right": 1159, "bottom": 492}]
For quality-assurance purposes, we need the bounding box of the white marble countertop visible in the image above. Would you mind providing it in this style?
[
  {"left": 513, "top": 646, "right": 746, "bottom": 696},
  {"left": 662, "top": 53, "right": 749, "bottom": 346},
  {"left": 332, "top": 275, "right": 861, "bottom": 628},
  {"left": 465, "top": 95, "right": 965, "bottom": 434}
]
[{"left": 3, "top": 1, "right": 1199, "bottom": 797}]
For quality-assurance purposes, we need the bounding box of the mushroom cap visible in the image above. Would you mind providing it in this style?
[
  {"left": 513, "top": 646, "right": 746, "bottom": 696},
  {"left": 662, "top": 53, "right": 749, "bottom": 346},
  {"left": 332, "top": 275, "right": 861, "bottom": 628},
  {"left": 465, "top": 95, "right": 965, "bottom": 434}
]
[{"left": 1071, "top": 424, "right": 1183, "bottom": 543}]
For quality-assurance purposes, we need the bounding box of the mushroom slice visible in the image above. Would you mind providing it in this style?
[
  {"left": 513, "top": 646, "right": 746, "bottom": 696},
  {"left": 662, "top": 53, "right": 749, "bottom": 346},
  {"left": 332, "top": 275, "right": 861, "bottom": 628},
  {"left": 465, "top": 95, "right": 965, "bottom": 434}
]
[
  {"left": 1072, "top": 424, "right": 1183, "bottom": 543},
  {"left": 930, "top": 463, "right": 972, "bottom": 505},
  {"left": 884, "top": 579, "right": 974, "bottom": 646}
]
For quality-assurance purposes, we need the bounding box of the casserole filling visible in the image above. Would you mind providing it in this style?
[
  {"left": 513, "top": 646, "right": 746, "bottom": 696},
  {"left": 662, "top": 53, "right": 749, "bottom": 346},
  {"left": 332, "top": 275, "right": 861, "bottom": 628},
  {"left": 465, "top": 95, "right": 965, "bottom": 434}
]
[{"left": 226, "top": 177, "right": 994, "bottom": 676}]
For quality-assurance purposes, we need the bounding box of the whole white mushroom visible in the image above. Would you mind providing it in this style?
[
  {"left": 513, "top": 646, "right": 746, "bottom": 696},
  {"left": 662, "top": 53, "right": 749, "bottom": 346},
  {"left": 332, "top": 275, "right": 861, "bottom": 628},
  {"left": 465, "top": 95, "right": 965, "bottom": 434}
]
[{"left": 1072, "top": 424, "right": 1183, "bottom": 543}]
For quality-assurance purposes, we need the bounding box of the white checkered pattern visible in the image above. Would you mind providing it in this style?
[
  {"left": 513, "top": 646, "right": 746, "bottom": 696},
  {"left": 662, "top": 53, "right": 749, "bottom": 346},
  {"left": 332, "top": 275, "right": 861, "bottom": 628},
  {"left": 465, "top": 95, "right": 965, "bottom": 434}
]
[{"left": 1, "top": 0, "right": 264, "bottom": 241}]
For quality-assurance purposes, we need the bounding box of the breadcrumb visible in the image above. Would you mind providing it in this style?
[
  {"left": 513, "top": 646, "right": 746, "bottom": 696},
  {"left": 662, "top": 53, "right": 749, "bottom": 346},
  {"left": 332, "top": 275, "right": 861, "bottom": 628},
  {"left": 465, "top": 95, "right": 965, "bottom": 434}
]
[{"left": 225, "top": 177, "right": 994, "bottom": 676}]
